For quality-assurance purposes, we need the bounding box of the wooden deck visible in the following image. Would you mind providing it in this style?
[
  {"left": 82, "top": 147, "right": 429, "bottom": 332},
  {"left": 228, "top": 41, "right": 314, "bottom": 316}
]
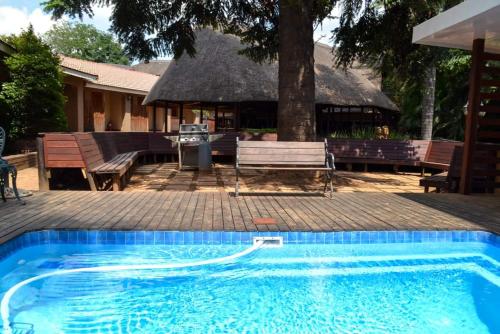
[{"left": 0, "top": 191, "right": 499, "bottom": 244}]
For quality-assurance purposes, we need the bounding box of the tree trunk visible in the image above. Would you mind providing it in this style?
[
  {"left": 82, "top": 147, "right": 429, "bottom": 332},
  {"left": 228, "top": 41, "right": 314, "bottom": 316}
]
[
  {"left": 421, "top": 64, "right": 436, "bottom": 140},
  {"left": 277, "top": 0, "right": 316, "bottom": 141}
]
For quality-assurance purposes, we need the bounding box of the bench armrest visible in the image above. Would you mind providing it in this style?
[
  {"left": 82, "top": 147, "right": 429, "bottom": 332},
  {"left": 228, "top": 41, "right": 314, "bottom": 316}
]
[{"left": 327, "top": 153, "right": 336, "bottom": 170}]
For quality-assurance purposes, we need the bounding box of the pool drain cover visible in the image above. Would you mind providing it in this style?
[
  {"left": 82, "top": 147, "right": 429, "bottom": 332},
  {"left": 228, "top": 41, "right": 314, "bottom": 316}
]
[{"left": 253, "top": 217, "right": 278, "bottom": 225}]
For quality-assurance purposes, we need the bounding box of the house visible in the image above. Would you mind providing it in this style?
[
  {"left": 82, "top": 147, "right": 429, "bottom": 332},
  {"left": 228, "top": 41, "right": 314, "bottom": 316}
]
[
  {"left": 131, "top": 60, "right": 171, "bottom": 76},
  {"left": 144, "top": 29, "right": 399, "bottom": 135},
  {"left": 60, "top": 56, "right": 163, "bottom": 132}
]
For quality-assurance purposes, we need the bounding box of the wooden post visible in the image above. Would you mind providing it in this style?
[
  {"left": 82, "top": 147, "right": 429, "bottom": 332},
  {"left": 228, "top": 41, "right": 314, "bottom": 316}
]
[
  {"left": 496, "top": 150, "right": 500, "bottom": 195},
  {"left": 460, "top": 39, "right": 484, "bottom": 195},
  {"left": 153, "top": 102, "right": 157, "bottom": 133},
  {"left": 36, "top": 137, "right": 50, "bottom": 191},
  {"left": 200, "top": 104, "right": 204, "bottom": 124},
  {"left": 215, "top": 105, "right": 219, "bottom": 132},
  {"left": 112, "top": 174, "right": 121, "bottom": 191},
  {"left": 235, "top": 102, "right": 241, "bottom": 130},
  {"left": 179, "top": 102, "right": 184, "bottom": 126}
]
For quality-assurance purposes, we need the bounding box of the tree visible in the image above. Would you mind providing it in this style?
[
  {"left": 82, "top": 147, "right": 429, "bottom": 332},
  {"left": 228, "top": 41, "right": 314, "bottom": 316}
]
[
  {"left": 0, "top": 26, "right": 67, "bottom": 142},
  {"left": 333, "top": 0, "right": 462, "bottom": 140},
  {"left": 44, "top": 22, "right": 130, "bottom": 65},
  {"left": 43, "top": 0, "right": 337, "bottom": 141}
]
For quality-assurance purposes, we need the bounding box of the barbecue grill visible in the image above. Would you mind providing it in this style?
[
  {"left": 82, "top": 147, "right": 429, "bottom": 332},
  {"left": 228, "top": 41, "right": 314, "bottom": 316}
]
[{"left": 165, "top": 124, "right": 221, "bottom": 171}]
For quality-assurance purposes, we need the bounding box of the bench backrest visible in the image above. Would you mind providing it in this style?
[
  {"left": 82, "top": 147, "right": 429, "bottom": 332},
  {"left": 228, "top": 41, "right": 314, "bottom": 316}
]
[
  {"left": 425, "top": 141, "right": 462, "bottom": 165},
  {"left": 74, "top": 133, "right": 106, "bottom": 171},
  {"left": 43, "top": 133, "right": 86, "bottom": 168},
  {"left": 237, "top": 139, "right": 328, "bottom": 166},
  {"left": 328, "top": 139, "right": 430, "bottom": 163}
]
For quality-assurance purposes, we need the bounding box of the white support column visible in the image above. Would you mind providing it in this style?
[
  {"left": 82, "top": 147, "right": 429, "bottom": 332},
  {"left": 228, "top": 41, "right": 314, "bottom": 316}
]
[{"left": 77, "top": 83, "right": 84, "bottom": 131}]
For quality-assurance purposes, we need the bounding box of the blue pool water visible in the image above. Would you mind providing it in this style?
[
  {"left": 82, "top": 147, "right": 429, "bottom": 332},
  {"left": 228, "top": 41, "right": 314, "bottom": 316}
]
[{"left": 0, "top": 231, "right": 499, "bottom": 333}]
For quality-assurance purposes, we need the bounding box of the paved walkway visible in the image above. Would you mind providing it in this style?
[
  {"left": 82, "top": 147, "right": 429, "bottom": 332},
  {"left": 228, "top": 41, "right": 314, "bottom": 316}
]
[{"left": 1, "top": 191, "right": 499, "bottom": 244}]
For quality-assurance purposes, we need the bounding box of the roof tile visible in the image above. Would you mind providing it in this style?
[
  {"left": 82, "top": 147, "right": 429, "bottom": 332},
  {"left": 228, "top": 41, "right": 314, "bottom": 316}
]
[{"left": 60, "top": 56, "right": 158, "bottom": 93}]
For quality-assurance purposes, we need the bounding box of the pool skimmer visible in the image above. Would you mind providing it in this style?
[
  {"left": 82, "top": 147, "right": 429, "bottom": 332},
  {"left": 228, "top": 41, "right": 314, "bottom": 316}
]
[{"left": 253, "top": 237, "right": 283, "bottom": 248}]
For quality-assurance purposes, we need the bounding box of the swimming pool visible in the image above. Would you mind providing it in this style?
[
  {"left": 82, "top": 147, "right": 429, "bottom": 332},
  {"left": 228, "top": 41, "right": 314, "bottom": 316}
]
[{"left": 0, "top": 230, "right": 499, "bottom": 334}]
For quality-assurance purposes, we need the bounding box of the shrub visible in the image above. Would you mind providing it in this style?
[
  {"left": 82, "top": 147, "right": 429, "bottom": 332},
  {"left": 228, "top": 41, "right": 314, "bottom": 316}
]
[{"left": 0, "top": 26, "right": 67, "bottom": 145}]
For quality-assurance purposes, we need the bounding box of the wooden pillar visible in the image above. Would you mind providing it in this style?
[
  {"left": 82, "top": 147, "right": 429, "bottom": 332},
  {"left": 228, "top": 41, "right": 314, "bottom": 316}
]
[
  {"left": 36, "top": 137, "right": 50, "bottom": 191},
  {"left": 460, "top": 39, "right": 485, "bottom": 195},
  {"left": 235, "top": 103, "right": 241, "bottom": 131},
  {"left": 122, "top": 95, "right": 132, "bottom": 131},
  {"left": 153, "top": 102, "right": 157, "bottom": 133},
  {"left": 166, "top": 103, "right": 172, "bottom": 132},
  {"left": 77, "top": 83, "right": 84, "bottom": 131},
  {"left": 179, "top": 102, "right": 184, "bottom": 126},
  {"left": 215, "top": 105, "right": 219, "bottom": 132}
]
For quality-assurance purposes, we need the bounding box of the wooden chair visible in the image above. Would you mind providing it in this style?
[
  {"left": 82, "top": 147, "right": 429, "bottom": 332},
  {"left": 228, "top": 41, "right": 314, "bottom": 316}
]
[
  {"left": 0, "top": 127, "right": 23, "bottom": 203},
  {"left": 419, "top": 146, "right": 462, "bottom": 193},
  {"left": 235, "top": 138, "right": 336, "bottom": 197}
]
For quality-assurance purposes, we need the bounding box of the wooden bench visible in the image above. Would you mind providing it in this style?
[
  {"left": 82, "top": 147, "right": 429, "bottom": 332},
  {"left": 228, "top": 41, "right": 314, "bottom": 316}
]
[
  {"left": 329, "top": 139, "right": 430, "bottom": 172},
  {"left": 92, "top": 151, "right": 139, "bottom": 191},
  {"left": 420, "top": 146, "right": 462, "bottom": 193},
  {"left": 235, "top": 138, "right": 335, "bottom": 197},
  {"left": 74, "top": 133, "right": 142, "bottom": 191}
]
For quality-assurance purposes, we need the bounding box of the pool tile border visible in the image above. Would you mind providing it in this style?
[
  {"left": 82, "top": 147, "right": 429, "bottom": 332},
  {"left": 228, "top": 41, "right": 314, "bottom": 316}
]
[{"left": 1, "top": 230, "right": 499, "bottom": 260}]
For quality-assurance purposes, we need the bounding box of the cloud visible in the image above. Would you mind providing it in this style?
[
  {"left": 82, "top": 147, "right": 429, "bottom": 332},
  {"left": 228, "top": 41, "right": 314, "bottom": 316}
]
[
  {"left": 0, "top": 6, "right": 56, "bottom": 35},
  {"left": 0, "top": 4, "right": 112, "bottom": 36}
]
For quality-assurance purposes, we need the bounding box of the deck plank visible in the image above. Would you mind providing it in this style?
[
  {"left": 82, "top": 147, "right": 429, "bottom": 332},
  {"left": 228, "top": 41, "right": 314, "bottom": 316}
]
[{"left": 1, "top": 191, "right": 499, "bottom": 244}]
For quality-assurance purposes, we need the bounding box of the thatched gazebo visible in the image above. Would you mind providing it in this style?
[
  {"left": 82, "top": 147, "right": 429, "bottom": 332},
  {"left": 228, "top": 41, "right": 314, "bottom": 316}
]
[{"left": 144, "top": 29, "right": 398, "bottom": 136}]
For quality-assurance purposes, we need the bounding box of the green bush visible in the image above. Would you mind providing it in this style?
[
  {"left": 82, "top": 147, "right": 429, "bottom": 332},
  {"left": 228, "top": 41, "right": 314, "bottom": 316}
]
[
  {"left": 241, "top": 128, "right": 277, "bottom": 134},
  {"left": 330, "top": 128, "right": 412, "bottom": 140},
  {"left": 0, "top": 26, "right": 67, "bottom": 145}
]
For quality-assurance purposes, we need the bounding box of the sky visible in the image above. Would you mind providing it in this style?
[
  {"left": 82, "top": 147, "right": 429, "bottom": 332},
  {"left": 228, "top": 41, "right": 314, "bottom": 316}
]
[{"left": 0, "top": 1, "right": 339, "bottom": 59}]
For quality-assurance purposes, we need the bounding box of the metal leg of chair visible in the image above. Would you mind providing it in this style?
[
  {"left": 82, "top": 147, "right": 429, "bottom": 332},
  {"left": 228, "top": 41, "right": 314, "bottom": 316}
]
[
  {"left": 10, "top": 167, "right": 24, "bottom": 204},
  {"left": 0, "top": 174, "right": 6, "bottom": 202},
  {"left": 329, "top": 171, "right": 334, "bottom": 198},
  {"left": 235, "top": 169, "right": 239, "bottom": 197},
  {"left": 323, "top": 171, "right": 328, "bottom": 194}
]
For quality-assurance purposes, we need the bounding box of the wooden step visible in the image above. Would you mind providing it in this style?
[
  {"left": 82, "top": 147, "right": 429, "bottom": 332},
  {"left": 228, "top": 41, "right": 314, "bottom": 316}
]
[
  {"left": 480, "top": 92, "right": 500, "bottom": 101},
  {"left": 482, "top": 66, "right": 500, "bottom": 78},
  {"left": 478, "top": 118, "right": 500, "bottom": 126},
  {"left": 474, "top": 156, "right": 500, "bottom": 164},
  {"left": 483, "top": 52, "right": 500, "bottom": 62},
  {"left": 481, "top": 79, "right": 500, "bottom": 87},
  {"left": 472, "top": 169, "right": 500, "bottom": 177},
  {"left": 477, "top": 131, "right": 500, "bottom": 140},
  {"left": 479, "top": 105, "right": 500, "bottom": 113}
]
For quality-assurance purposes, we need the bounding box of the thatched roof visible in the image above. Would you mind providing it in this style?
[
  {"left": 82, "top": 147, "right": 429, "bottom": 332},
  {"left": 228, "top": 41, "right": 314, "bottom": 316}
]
[{"left": 144, "top": 29, "right": 398, "bottom": 111}]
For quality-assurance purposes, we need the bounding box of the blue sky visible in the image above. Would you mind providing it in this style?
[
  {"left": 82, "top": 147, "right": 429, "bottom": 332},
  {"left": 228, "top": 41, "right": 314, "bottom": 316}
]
[{"left": 0, "top": 1, "right": 338, "bottom": 59}]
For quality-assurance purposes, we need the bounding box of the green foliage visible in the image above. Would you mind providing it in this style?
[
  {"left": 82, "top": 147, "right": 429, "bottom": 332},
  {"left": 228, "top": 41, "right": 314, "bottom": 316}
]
[
  {"left": 44, "top": 22, "right": 130, "bottom": 64},
  {"left": 42, "top": 0, "right": 337, "bottom": 62},
  {"left": 241, "top": 128, "right": 277, "bottom": 134},
  {"left": 330, "top": 128, "right": 375, "bottom": 139},
  {"left": 0, "top": 26, "right": 67, "bottom": 142},
  {"left": 333, "top": 0, "right": 466, "bottom": 140},
  {"left": 433, "top": 50, "right": 470, "bottom": 140},
  {"left": 330, "top": 127, "right": 411, "bottom": 140}
]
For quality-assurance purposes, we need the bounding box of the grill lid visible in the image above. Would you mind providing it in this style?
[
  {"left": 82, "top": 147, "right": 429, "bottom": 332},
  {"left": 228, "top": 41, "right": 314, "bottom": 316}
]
[{"left": 179, "top": 124, "right": 208, "bottom": 134}]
